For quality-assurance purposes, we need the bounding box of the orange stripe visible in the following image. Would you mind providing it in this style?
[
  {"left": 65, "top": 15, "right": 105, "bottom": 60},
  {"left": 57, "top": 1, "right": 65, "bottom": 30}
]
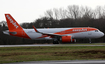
[{"left": 54, "top": 28, "right": 97, "bottom": 35}]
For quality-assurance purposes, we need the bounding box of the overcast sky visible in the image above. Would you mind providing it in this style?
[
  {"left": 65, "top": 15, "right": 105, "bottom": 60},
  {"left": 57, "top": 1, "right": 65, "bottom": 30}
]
[{"left": 0, "top": 0, "right": 105, "bottom": 24}]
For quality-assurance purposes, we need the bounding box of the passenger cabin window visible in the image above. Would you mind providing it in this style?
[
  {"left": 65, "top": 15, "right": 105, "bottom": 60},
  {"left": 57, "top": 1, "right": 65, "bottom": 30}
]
[{"left": 95, "top": 30, "right": 98, "bottom": 32}]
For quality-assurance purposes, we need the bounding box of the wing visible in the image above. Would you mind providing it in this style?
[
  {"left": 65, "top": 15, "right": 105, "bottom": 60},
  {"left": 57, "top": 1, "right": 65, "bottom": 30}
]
[{"left": 32, "top": 26, "right": 64, "bottom": 37}]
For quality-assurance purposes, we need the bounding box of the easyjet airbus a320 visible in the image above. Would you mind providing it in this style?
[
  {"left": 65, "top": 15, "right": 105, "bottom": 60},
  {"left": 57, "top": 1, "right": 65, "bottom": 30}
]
[{"left": 3, "top": 14, "right": 104, "bottom": 44}]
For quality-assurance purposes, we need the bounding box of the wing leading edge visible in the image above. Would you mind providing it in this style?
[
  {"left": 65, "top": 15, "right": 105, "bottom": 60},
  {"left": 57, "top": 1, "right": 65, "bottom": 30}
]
[{"left": 32, "top": 26, "right": 64, "bottom": 37}]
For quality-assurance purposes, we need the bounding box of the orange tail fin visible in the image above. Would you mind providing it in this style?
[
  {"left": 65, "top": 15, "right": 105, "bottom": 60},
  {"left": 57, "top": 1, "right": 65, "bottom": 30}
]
[
  {"left": 5, "top": 14, "right": 22, "bottom": 31},
  {"left": 5, "top": 14, "right": 30, "bottom": 39}
]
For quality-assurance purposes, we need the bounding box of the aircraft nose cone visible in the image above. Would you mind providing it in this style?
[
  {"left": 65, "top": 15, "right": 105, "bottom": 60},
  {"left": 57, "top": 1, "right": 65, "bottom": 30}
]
[
  {"left": 99, "top": 32, "right": 104, "bottom": 37},
  {"left": 101, "top": 32, "right": 104, "bottom": 37},
  {"left": 96, "top": 32, "right": 104, "bottom": 38}
]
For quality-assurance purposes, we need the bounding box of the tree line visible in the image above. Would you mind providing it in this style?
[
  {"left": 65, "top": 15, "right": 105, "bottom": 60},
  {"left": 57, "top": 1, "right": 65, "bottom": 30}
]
[{"left": 0, "top": 5, "right": 105, "bottom": 44}]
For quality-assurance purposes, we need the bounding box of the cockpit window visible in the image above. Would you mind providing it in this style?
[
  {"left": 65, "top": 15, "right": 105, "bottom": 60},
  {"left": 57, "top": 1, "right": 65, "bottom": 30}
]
[{"left": 95, "top": 30, "right": 98, "bottom": 32}]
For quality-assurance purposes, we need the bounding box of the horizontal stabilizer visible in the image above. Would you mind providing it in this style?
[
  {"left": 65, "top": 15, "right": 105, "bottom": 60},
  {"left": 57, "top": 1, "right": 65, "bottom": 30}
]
[
  {"left": 3, "top": 30, "right": 17, "bottom": 35},
  {"left": 9, "top": 32, "right": 17, "bottom": 35}
]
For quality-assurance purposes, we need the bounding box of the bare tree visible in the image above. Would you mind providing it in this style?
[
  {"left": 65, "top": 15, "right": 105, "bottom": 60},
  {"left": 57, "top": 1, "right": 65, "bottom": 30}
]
[
  {"left": 58, "top": 8, "right": 68, "bottom": 19},
  {"left": 45, "top": 9, "right": 53, "bottom": 19},
  {"left": 95, "top": 6, "right": 105, "bottom": 19},
  {"left": 53, "top": 8, "right": 59, "bottom": 20},
  {"left": 81, "top": 6, "right": 94, "bottom": 19},
  {"left": 67, "top": 5, "right": 80, "bottom": 19}
]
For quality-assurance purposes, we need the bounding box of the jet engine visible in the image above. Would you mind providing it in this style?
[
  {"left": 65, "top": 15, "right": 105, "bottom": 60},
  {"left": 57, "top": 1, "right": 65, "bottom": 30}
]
[{"left": 61, "top": 36, "right": 76, "bottom": 43}]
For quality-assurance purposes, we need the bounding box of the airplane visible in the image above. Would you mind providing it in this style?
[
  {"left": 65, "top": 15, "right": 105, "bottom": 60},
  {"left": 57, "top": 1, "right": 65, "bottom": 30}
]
[{"left": 3, "top": 14, "right": 104, "bottom": 44}]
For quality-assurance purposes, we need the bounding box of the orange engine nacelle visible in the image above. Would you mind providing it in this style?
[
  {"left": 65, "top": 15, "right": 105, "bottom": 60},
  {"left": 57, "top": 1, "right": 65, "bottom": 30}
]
[{"left": 61, "top": 36, "right": 76, "bottom": 43}]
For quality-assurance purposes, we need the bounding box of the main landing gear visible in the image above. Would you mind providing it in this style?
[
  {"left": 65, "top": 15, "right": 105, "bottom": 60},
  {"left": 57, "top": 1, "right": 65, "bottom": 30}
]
[{"left": 53, "top": 39, "right": 59, "bottom": 44}]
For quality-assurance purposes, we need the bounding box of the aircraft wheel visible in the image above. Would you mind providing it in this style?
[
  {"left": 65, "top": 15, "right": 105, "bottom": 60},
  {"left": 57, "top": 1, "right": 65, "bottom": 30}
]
[{"left": 53, "top": 40, "right": 59, "bottom": 44}]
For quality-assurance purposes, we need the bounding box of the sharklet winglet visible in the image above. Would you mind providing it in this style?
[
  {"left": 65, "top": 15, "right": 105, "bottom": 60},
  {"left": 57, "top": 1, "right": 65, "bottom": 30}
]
[{"left": 32, "top": 26, "right": 40, "bottom": 33}]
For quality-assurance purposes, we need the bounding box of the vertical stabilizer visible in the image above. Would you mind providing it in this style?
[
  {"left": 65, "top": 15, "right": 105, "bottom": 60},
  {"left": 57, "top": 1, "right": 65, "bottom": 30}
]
[
  {"left": 4, "top": 14, "right": 30, "bottom": 39},
  {"left": 5, "top": 14, "right": 22, "bottom": 31}
]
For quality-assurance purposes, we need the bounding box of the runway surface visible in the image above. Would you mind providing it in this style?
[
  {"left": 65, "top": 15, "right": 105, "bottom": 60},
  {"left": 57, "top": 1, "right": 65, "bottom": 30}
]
[
  {"left": 3, "top": 60, "right": 105, "bottom": 64},
  {"left": 0, "top": 44, "right": 105, "bottom": 47}
]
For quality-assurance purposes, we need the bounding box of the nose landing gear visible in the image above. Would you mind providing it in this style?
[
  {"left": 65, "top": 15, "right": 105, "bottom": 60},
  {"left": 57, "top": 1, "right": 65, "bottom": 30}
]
[{"left": 89, "top": 38, "right": 91, "bottom": 43}]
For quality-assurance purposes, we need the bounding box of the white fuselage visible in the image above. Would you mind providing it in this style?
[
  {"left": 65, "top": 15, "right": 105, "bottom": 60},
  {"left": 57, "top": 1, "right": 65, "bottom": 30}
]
[{"left": 22, "top": 28, "right": 104, "bottom": 40}]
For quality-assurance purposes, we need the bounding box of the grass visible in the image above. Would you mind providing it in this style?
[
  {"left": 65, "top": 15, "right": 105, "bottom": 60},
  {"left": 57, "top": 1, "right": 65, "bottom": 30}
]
[{"left": 0, "top": 44, "right": 105, "bottom": 63}]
